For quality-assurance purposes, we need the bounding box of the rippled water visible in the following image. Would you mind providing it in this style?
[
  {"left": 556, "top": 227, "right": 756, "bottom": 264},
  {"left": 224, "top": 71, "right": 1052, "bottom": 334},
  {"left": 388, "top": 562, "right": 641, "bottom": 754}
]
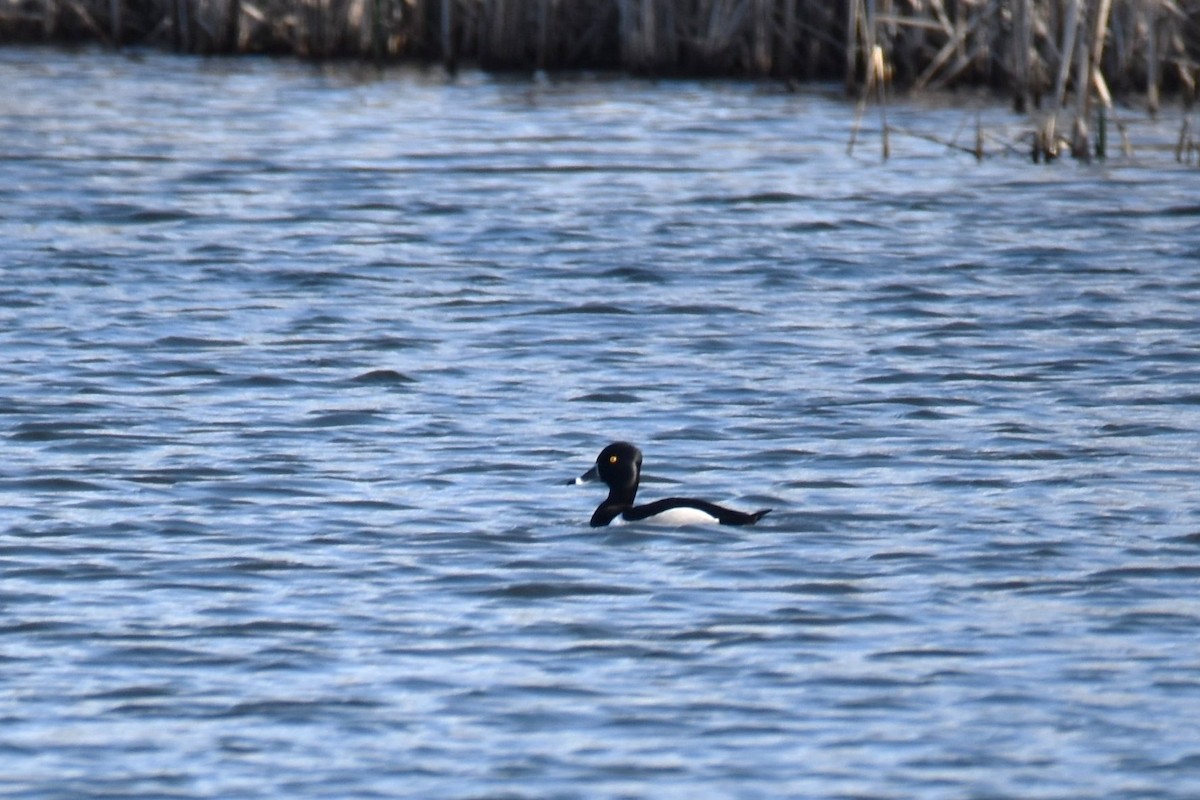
[{"left": 2, "top": 46, "right": 1200, "bottom": 799}]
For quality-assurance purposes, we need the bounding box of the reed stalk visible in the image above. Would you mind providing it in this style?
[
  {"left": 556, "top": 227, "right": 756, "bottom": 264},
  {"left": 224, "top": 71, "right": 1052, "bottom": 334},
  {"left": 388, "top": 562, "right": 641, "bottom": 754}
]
[
  {"left": 1177, "top": 114, "right": 1195, "bottom": 161},
  {"left": 441, "top": 0, "right": 455, "bottom": 71}
]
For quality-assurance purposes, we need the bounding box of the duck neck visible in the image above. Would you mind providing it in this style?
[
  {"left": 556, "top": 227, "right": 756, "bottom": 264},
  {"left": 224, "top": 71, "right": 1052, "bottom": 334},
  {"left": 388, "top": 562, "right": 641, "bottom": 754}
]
[
  {"left": 589, "top": 483, "right": 638, "bottom": 527},
  {"left": 609, "top": 482, "right": 637, "bottom": 508}
]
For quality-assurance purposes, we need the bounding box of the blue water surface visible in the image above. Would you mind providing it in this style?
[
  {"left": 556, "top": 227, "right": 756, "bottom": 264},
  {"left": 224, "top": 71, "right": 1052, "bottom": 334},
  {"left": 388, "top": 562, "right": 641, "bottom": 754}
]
[{"left": 2, "top": 46, "right": 1199, "bottom": 799}]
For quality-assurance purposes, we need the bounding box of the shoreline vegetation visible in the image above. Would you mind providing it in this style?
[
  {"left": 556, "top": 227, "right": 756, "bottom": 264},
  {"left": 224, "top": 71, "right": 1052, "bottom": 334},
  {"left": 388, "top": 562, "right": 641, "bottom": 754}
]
[{"left": 3, "top": 0, "right": 1199, "bottom": 162}]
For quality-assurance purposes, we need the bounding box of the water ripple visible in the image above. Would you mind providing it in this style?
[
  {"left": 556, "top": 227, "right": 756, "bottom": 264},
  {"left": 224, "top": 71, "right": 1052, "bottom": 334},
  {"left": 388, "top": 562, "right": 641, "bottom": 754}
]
[{"left": 1, "top": 47, "right": 1199, "bottom": 800}]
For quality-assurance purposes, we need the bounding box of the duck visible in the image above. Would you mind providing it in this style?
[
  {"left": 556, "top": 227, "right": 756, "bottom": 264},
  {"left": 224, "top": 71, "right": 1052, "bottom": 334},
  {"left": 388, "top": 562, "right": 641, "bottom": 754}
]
[{"left": 570, "top": 441, "right": 771, "bottom": 527}]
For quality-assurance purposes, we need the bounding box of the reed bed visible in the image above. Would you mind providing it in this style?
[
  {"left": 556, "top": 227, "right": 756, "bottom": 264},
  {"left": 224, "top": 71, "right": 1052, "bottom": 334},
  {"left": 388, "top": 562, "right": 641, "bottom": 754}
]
[
  {"left": 3, "top": 0, "right": 1196, "bottom": 89},
  {"left": 4, "top": 0, "right": 1199, "bottom": 160}
]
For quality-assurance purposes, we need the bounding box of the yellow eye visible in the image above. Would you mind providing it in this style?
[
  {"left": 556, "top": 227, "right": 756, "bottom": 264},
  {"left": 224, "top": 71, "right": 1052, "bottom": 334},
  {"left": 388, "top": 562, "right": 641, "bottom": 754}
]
[{"left": 609, "top": 455, "right": 618, "bottom": 463}]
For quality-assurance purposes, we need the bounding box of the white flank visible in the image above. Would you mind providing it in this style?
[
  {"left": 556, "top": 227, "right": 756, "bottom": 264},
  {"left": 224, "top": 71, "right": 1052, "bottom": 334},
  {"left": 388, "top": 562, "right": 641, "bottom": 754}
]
[{"left": 638, "top": 506, "right": 720, "bottom": 526}]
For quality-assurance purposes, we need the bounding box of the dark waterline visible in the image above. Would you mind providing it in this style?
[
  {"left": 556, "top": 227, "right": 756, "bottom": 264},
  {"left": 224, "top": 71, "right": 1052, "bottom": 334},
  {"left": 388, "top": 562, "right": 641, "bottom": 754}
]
[{"left": 2, "top": 47, "right": 1200, "bottom": 799}]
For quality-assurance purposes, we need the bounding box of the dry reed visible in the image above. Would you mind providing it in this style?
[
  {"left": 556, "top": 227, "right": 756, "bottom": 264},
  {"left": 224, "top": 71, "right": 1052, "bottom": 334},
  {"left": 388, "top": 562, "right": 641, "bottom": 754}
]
[
  {"left": 3, "top": 0, "right": 1195, "bottom": 88},
  {"left": 4, "top": 0, "right": 1199, "bottom": 160}
]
